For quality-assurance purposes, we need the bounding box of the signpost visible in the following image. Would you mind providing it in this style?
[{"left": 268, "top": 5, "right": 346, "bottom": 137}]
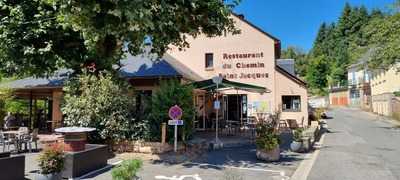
[
  {"left": 168, "top": 105, "right": 183, "bottom": 152},
  {"left": 212, "top": 76, "right": 223, "bottom": 143}
]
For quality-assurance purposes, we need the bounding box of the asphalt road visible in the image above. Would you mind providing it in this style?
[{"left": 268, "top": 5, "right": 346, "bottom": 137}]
[
  {"left": 86, "top": 145, "right": 305, "bottom": 180},
  {"left": 308, "top": 108, "right": 400, "bottom": 180}
]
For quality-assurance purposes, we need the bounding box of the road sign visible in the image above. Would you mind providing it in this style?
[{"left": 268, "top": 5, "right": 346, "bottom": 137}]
[
  {"left": 168, "top": 105, "right": 184, "bottom": 152},
  {"left": 212, "top": 76, "right": 223, "bottom": 84},
  {"left": 168, "top": 120, "right": 184, "bottom": 126},
  {"left": 214, "top": 100, "right": 220, "bottom": 110},
  {"left": 169, "top": 105, "right": 183, "bottom": 120}
]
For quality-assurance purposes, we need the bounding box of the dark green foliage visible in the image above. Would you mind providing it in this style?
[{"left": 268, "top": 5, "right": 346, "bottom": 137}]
[
  {"left": 306, "top": 55, "right": 329, "bottom": 95},
  {"left": 293, "top": 128, "right": 304, "bottom": 142},
  {"left": 62, "top": 71, "right": 148, "bottom": 143},
  {"left": 111, "top": 159, "right": 143, "bottom": 180},
  {"left": 255, "top": 122, "right": 280, "bottom": 151},
  {"left": 306, "top": 2, "right": 398, "bottom": 94},
  {"left": 147, "top": 80, "right": 195, "bottom": 142},
  {"left": 0, "top": 0, "right": 240, "bottom": 77}
]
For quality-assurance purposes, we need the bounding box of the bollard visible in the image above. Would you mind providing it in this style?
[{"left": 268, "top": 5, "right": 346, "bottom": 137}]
[{"left": 161, "top": 122, "right": 167, "bottom": 144}]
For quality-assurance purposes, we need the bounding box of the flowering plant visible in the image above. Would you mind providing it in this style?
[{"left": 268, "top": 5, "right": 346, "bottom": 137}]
[{"left": 38, "top": 143, "right": 65, "bottom": 174}]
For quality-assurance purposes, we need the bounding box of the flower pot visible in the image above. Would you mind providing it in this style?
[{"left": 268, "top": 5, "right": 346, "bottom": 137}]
[
  {"left": 301, "top": 137, "right": 312, "bottom": 152},
  {"left": 35, "top": 173, "right": 62, "bottom": 180},
  {"left": 290, "top": 141, "right": 302, "bottom": 152},
  {"left": 256, "top": 146, "right": 280, "bottom": 162}
]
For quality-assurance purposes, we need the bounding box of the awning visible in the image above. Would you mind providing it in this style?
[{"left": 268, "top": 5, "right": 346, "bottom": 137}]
[{"left": 191, "top": 78, "right": 270, "bottom": 94}]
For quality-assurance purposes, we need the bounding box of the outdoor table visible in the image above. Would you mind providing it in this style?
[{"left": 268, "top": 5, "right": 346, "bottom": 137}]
[
  {"left": 2, "top": 131, "right": 24, "bottom": 152},
  {"left": 226, "top": 120, "right": 239, "bottom": 136}
]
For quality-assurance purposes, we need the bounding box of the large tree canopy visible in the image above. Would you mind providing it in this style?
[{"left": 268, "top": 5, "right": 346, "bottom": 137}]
[{"left": 0, "top": 0, "right": 240, "bottom": 77}]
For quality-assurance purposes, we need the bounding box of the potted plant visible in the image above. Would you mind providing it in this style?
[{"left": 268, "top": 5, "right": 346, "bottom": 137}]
[
  {"left": 36, "top": 143, "right": 64, "bottom": 180},
  {"left": 290, "top": 128, "right": 303, "bottom": 152},
  {"left": 112, "top": 159, "right": 143, "bottom": 180},
  {"left": 255, "top": 120, "right": 280, "bottom": 161}
]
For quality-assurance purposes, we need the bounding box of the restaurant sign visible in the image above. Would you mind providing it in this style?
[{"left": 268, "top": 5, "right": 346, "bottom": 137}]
[{"left": 220, "top": 51, "right": 269, "bottom": 80}]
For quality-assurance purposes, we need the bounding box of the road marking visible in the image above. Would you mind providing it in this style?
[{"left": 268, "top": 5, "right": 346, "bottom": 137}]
[
  {"left": 185, "top": 162, "right": 284, "bottom": 173},
  {"left": 290, "top": 131, "right": 327, "bottom": 180},
  {"left": 155, "top": 174, "right": 202, "bottom": 180}
]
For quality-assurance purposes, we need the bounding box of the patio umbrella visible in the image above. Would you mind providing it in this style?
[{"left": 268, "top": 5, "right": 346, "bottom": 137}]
[{"left": 190, "top": 78, "right": 270, "bottom": 93}]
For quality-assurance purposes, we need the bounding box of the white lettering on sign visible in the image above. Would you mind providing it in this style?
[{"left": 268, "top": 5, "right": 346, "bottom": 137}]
[
  {"left": 168, "top": 120, "right": 184, "bottom": 126},
  {"left": 155, "top": 174, "right": 202, "bottom": 180}
]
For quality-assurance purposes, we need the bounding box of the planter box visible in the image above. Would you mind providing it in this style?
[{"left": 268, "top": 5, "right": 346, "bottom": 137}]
[
  {"left": 256, "top": 147, "right": 280, "bottom": 162},
  {"left": 62, "top": 144, "right": 109, "bottom": 179},
  {"left": 0, "top": 152, "right": 25, "bottom": 180}
]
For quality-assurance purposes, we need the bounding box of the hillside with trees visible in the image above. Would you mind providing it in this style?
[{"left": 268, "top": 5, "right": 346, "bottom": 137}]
[{"left": 283, "top": 1, "right": 400, "bottom": 95}]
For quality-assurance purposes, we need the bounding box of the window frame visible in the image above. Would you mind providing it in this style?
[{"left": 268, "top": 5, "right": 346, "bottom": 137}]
[
  {"left": 281, "top": 95, "right": 301, "bottom": 112},
  {"left": 205, "top": 53, "right": 214, "bottom": 69}
]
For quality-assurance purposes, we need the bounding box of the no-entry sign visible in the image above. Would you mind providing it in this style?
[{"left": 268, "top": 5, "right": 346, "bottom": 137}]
[
  {"left": 168, "top": 105, "right": 184, "bottom": 152},
  {"left": 169, "top": 105, "right": 183, "bottom": 120}
]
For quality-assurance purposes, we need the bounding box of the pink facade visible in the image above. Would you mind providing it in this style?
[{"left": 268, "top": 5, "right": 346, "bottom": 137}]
[{"left": 167, "top": 15, "right": 308, "bottom": 126}]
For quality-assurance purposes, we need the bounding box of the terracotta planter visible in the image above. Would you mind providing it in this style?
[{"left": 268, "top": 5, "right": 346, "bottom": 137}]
[{"left": 256, "top": 146, "right": 280, "bottom": 162}]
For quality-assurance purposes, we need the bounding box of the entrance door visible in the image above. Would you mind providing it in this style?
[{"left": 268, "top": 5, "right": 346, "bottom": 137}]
[{"left": 226, "top": 95, "right": 247, "bottom": 123}]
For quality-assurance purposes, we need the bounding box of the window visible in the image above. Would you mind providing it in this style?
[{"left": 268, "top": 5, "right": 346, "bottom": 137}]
[
  {"left": 135, "top": 90, "right": 152, "bottom": 113},
  {"left": 205, "top": 53, "right": 213, "bottom": 69},
  {"left": 282, "top": 96, "right": 301, "bottom": 112}
]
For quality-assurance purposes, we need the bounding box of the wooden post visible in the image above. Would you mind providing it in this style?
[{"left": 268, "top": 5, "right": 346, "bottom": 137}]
[
  {"left": 52, "top": 90, "right": 63, "bottom": 131},
  {"left": 161, "top": 122, "right": 166, "bottom": 144}
]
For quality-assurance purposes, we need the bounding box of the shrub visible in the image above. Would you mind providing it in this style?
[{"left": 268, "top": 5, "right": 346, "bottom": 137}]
[
  {"left": 62, "top": 71, "right": 148, "bottom": 143},
  {"left": 38, "top": 143, "right": 65, "bottom": 174},
  {"left": 255, "top": 122, "right": 280, "bottom": 151},
  {"left": 147, "top": 80, "right": 195, "bottom": 142},
  {"left": 112, "top": 159, "right": 143, "bottom": 180},
  {"left": 293, "top": 128, "right": 304, "bottom": 142}
]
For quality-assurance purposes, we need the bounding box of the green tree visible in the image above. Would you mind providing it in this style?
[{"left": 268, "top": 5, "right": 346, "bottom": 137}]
[
  {"left": 148, "top": 80, "right": 195, "bottom": 142},
  {"left": 0, "top": 0, "right": 240, "bottom": 77},
  {"left": 305, "top": 55, "right": 329, "bottom": 95},
  {"left": 281, "top": 46, "right": 308, "bottom": 77},
  {"left": 62, "top": 71, "right": 147, "bottom": 142},
  {"left": 363, "top": 12, "right": 400, "bottom": 69}
]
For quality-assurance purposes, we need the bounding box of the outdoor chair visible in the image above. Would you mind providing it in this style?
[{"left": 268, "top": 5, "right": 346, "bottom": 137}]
[
  {"left": 20, "top": 128, "right": 39, "bottom": 152},
  {"left": 18, "top": 127, "right": 29, "bottom": 135},
  {"left": 27, "top": 128, "right": 39, "bottom": 152},
  {"left": 0, "top": 131, "right": 12, "bottom": 152}
]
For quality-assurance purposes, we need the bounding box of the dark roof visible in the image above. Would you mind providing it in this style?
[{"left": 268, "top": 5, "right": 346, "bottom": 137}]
[
  {"left": 1, "top": 52, "right": 202, "bottom": 90},
  {"left": 277, "top": 59, "right": 295, "bottom": 76},
  {"left": 275, "top": 65, "right": 307, "bottom": 87},
  {"left": 329, "top": 86, "right": 348, "bottom": 93},
  {"left": 0, "top": 69, "right": 71, "bottom": 90},
  {"left": 119, "top": 53, "right": 181, "bottom": 78}
]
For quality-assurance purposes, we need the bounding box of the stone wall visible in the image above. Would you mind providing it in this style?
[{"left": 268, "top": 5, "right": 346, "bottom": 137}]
[{"left": 113, "top": 141, "right": 173, "bottom": 154}]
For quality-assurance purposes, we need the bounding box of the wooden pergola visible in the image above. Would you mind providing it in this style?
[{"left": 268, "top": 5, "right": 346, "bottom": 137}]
[{"left": 11, "top": 87, "right": 63, "bottom": 132}]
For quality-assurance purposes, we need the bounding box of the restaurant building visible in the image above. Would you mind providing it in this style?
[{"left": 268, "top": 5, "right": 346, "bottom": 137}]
[
  {"left": 167, "top": 14, "right": 308, "bottom": 127},
  {"left": 1, "top": 14, "right": 308, "bottom": 132}
]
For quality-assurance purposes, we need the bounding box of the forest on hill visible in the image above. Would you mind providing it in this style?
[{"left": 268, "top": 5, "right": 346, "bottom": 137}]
[{"left": 282, "top": 1, "right": 400, "bottom": 95}]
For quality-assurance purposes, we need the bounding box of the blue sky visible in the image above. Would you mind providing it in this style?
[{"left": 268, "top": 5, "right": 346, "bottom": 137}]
[{"left": 234, "top": 0, "right": 395, "bottom": 52}]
